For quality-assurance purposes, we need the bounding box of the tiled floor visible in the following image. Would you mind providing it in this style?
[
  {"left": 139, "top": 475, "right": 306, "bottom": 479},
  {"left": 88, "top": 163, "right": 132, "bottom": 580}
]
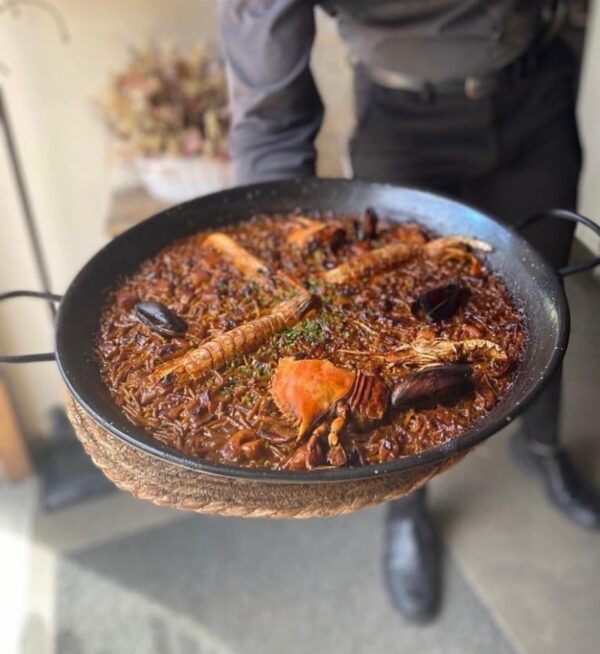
[{"left": 1, "top": 245, "right": 599, "bottom": 654}]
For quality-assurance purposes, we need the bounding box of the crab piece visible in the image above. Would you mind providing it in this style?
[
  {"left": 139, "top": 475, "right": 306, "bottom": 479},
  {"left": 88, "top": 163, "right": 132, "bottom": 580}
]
[
  {"left": 270, "top": 358, "right": 356, "bottom": 439},
  {"left": 270, "top": 357, "right": 390, "bottom": 442},
  {"left": 281, "top": 430, "right": 326, "bottom": 470},
  {"left": 271, "top": 357, "right": 476, "bottom": 469}
]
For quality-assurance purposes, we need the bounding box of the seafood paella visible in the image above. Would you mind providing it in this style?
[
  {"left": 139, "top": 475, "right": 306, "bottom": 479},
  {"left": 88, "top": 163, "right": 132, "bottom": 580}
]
[{"left": 95, "top": 210, "right": 527, "bottom": 471}]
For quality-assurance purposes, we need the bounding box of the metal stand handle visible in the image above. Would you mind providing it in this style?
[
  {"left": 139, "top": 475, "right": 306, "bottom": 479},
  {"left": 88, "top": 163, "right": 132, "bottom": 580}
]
[
  {"left": 517, "top": 208, "right": 600, "bottom": 277},
  {"left": 0, "top": 291, "right": 62, "bottom": 363}
]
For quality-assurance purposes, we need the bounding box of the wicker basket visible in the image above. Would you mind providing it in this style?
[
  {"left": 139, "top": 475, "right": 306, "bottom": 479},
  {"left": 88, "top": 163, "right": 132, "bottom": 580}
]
[{"left": 67, "top": 397, "right": 468, "bottom": 519}]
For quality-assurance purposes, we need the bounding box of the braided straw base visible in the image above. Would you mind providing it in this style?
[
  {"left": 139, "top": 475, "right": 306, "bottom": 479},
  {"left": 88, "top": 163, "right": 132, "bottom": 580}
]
[{"left": 66, "top": 397, "right": 469, "bottom": 519}]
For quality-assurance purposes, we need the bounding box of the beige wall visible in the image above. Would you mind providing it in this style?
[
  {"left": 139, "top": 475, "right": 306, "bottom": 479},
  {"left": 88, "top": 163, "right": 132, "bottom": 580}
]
[
  {"left": 0, "top": 2, "right": 597, "bottom": 442},
  {"left": 578, "top": 1, "right": 600, "bottom": 256},
  {"left": 0, "top": 1, "right": 221, "bottom": 439}
]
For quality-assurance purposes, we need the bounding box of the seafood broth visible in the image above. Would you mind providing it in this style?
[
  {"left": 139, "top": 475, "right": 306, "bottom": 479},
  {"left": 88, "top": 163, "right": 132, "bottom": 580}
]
[{"left": 96, "top": 212, "right": 527, "bottom": 470}]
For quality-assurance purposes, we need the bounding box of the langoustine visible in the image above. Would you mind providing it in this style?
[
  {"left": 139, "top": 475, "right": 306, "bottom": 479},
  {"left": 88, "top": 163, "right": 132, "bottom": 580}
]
[
  {"left": 204, "top": 233, "right": 270, "bottom": 282},
  {"left": 147, "top": 293, "right": 319, "bottom": 387},
  {"left": 322, "top": 236, "right": 492, "bottom": 284},
  {"left": 204, "top": 232, "right": 308, "bottom": 294}
]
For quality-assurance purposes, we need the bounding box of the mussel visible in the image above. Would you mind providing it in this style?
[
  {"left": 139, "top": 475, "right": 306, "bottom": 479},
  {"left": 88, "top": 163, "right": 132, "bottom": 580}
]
[
  {"left": 134, "top": 301, "right": 187, "bottom": 338},
  {"left": 416, "top": 283, "right": 461, "bottom": 322},
  {"left": 390, "top": 364, "right": 473, "bottom": 410},
  {"left": 358, "top": 207, "right": 378, "bottom": 240}
]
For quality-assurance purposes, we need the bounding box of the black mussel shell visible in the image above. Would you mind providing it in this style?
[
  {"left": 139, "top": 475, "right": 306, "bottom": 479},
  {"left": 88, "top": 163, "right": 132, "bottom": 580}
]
[
  {"left": 390, "top": 364, "right": 473, "bottom": 410},
  {"left": 417, "top": 283, "right": 461, "bottom": 322},
  {"left": 134, "top": 301, "right": 187, "bottom": 337},
  {"left": 359, "top": 207, "right": 378, "bottom": 240},
  {"left": 328, "top": 227, "right": 347, "bottom": 253}
]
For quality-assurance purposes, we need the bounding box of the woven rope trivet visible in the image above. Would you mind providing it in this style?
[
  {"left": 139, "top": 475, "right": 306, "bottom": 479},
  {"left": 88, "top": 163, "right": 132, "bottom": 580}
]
[{"left": 66, "top": 397, "right": 466, "bottom": 519}]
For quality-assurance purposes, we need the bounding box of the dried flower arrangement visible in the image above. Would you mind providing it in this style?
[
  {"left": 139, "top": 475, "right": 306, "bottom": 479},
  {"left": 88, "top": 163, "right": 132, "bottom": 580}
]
[{"left": 98, "top": 43, "right": 230, "bottom": 160}]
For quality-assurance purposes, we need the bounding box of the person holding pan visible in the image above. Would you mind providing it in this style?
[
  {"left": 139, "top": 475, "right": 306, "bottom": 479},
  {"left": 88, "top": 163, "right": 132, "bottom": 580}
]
[{"left": 218, "top": 0, "right": 600, "bottom": 622}]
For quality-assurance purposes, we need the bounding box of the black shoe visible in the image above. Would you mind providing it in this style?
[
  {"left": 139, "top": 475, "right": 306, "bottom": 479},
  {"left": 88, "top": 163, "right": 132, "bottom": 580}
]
[
  {"left": 510, "top": 432, "right": 600, "bottom": 529},
  {"left": 383, "top": 500, "right": 440, "bottom": 623}
]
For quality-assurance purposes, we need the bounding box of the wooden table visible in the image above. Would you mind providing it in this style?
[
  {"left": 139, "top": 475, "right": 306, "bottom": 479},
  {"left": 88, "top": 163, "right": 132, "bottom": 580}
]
[{"left": 0, "top": 377, "right": 31, "bottom": 481}]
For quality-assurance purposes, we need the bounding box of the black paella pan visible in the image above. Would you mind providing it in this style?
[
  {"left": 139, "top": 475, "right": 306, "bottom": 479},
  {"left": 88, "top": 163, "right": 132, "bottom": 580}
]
[{"left": 2, "top": 179, "right": 599, "bottom": 517}]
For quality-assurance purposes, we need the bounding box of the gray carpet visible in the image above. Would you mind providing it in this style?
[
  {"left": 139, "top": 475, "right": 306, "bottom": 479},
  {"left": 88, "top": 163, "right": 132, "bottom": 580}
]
[{"left": 55, "top": 508, "right": 516, "bottom": 654}]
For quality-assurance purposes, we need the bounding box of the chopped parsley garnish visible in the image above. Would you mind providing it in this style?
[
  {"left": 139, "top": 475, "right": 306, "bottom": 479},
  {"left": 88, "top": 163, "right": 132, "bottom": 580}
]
[{"left": 275, "top": 317, "right": 329, "bottom": 347}]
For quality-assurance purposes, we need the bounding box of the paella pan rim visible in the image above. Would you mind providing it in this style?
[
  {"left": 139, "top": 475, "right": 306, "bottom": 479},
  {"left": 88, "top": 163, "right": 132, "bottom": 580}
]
[{"left": 54, "top": 178, "right": 570, "bottom": 484}]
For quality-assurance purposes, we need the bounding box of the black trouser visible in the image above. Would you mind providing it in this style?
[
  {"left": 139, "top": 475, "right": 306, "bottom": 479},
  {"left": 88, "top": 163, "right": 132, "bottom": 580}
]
[{"left": 350, "top": 40, "right": 582, "bottom": 511}]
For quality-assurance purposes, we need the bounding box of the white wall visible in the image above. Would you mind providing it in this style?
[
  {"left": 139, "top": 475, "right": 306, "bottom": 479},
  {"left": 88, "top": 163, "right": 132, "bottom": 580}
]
[{"left": 0, "top": 2, "right": 597, "bottom": 442}]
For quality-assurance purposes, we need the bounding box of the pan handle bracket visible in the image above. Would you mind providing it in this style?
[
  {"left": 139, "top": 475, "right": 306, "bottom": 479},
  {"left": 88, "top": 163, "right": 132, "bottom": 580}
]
[
  {"left": 517, "top": 209, "right": 600, "bottom": 277},
  {"left": 0, "top": 291, "right": 62, "bottom": 363}
]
